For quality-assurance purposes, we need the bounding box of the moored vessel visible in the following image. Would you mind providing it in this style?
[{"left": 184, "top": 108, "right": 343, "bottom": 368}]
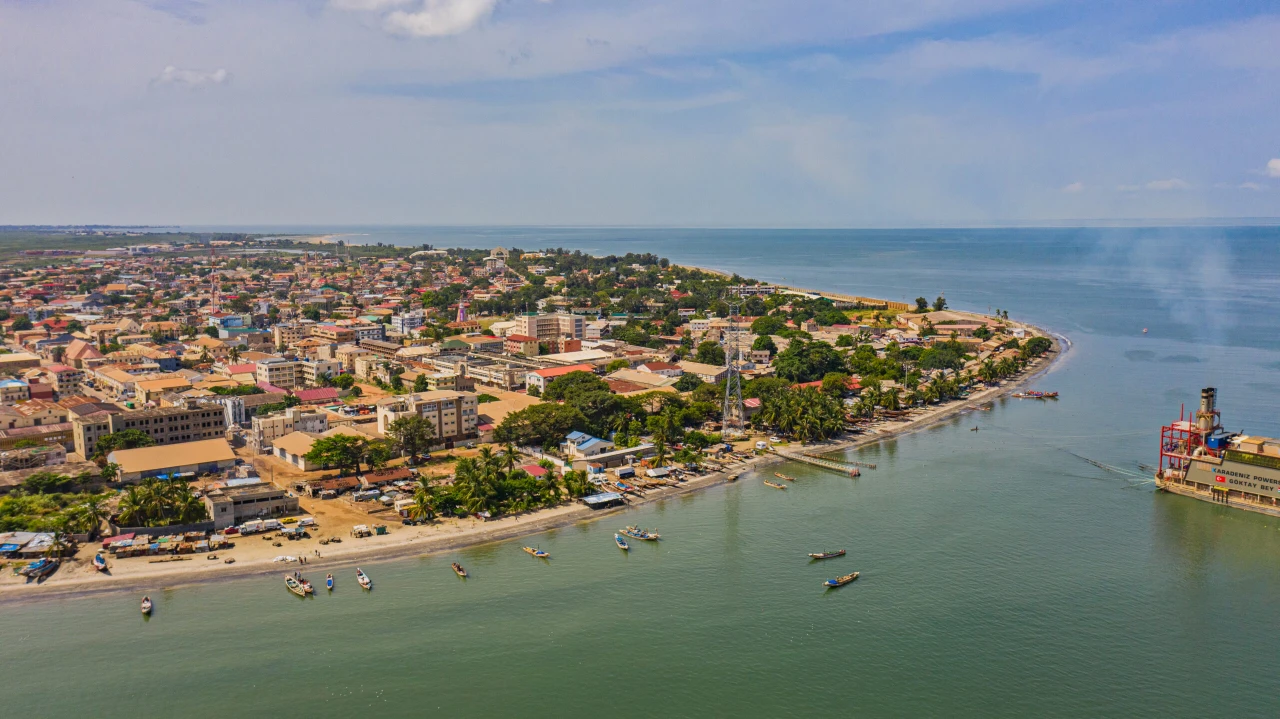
[
  {"left": 451, "top": 562, "right": 468, "bottom": 578},
  {"left": 523, "top": 546, "right": 550, "bottom": 558},
  {"left": 763, "top": 480, "right": 787, "bottom": 490},
  {"left": 93, "top": 553, "right": 108, "bottom": 572},
  {"left": 621, "top": 526, "right": 660, "bottom": 541},
  {"left": 823, "top": 572, "right": 859, "bottom": 588},
  {"left": 285, "top": 574, "right": 307, "bottom": 597},
  {"left": 140, "top": 596, "right": 152, "bottom": 615},
  {"left": 614, "top": 534, "right": 630, "bottom": 551},
  {"left": 1156, "top": 388, "right": 1280, "bottom": 517},
  {"left": 356, "top": 568, "right": 373, "bottom": 589},
  {"left": 808, "top": 549, "right": 845, "bottom": 560}
]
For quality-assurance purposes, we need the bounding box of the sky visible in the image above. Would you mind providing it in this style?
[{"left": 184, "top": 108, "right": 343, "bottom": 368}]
[{"left": 1, "top": 0, "right": 1278, "bottom": 227}]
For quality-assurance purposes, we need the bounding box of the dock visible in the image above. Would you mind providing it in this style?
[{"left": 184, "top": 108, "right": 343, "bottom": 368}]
[{"left": 772, "top": 448, "right": 873, "bottom": 477}]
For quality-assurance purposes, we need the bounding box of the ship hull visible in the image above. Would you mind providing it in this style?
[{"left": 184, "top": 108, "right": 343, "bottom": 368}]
[{"left": 1156, "top": 458, "right": 1280, "bottom": 518}]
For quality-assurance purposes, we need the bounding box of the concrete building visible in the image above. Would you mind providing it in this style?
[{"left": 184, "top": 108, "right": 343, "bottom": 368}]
[
  {"left": 513, "top": 312, "right": 584, "bottom": 342},
  {"left": 677, "top": 360, "right": 729, "bottom": 384},
  {"left": 391, "top": 310, "right": 426, "bottom": 335},
  {"left": 46, "top": 364, "right": 85, "bottom": 396},
  {"left": 255, "top": 357, "right": 300, "bottom": 389},
  {"left": 272, "top": 322, "right": 310, "bottom": 347},
  {"left": 298, "top": 358, "right": 342, "bottom": 386},
  {"left": 108, "top": 438, "right": 237, "bottom": 482},
  {"left": 0, "top": 378, "right": 30, "bottom": 403},
  {"left": 334, "top": 344, "right": 374, "bottom": 372},
  {"left": 359, "top": 338, "right": 403, "bottom": 361},
  {"left": 375, "top": 390, "right": 479, "bottom": 445},
  {"left": 203, "top": 479, "right": 300, "bottom": 530},
  {"left": 560, "top": 430, "right": 616, "bottom": 459},
  {"left": 249, "top": 407, "right": 329, "bottom": 454},
  {"left": 504, "top": 334, "right": 540, "bottom": 356},
  {"left": 72, "top": 401, "right": 229, "bottom": 458},
  {"left": 310, "top": 325, "right": 356, "bottom": 343},
  {"left": 525, "top": 363, "right": 596, "bottom": 394}
]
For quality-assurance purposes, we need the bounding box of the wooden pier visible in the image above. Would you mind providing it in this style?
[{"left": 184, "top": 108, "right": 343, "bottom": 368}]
[{"left": 772, "top": 449, "right": 873, "bottom": 477}]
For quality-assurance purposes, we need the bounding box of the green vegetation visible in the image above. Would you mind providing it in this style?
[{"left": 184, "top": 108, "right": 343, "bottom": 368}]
[
  {"left": 254, "top": 395, "right": 302, "bottom": 415},
  {"left": 208, "top": 385, "right": 264, "bottom": 396},
  {"left": 476, "top": 393, "right": 498, "bottom": 403},
  {"left": 773, "top": 339, "right": 845, "bottom": 383},
  {"left": 751, "top": 385, "right": 846, "bottom": 442},
  {"left": 0, "top": 489, "right": 111, "bottom": 533},
  {"left": 91, "top": 429, "right": 156, "bottom": 462},
  {"left": 115, "top": 478, "right": 207, "bottom": 527},
  {"left": 409, "top": 446, "right": 580, "bottom": 519},
  {"left": 493, "top": 403, "right": 589, "bottom": 449}
]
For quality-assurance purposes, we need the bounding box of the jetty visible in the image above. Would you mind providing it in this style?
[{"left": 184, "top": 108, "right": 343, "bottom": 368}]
[{"left": 772, "top": 448, "right": 872, "bottom": 477}]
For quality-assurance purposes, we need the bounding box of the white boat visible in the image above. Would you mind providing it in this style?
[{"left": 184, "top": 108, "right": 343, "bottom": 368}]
[
  {"left": 356, "top": 568, "right": 372, "bottom": 590},
  {"left": 140, "top": 596, "right": 153, "bottom": 615}
]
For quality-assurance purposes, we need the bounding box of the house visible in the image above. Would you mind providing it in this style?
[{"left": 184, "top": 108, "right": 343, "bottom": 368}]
[
  {"left": 203, "top": 480, "right": 300, "bottom": 530},
  {"left": 637, "top": 361, "right": 683, "bottom": 378},
  {"left": 560, "top": 430, "right": 615, "bottom": 459},
  {"left": 677, "top": 360, "right": 729, "bottom": 384},
  {"left": 504, "top": 334, "right": 540, "bottom": 356},
  {"left": 108, "top": 438, "right": 238, "bottom": 482},
  {"left": 525, "top": 363, "right": 596, "bottom": 394}
]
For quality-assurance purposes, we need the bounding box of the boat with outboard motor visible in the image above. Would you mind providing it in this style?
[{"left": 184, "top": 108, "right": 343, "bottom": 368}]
[
  {"left": 620, "top": 526, "right": 661, "bottom": 541},
  {"left": 763, "top": 480, "right": 787, "bottom": 490},
  {"left": 523, "top": 546, "right": 550, "bottom": 558},
  {"left": 614, "top": 534, "right": 630, "bottom": 550},
  {"left": 356, "top": 568, "right": 372, "bottom": 589},
  {"left": 823, "top": 572, "right": 859, "bottom": 588},
  {"left": 808, "top": 549, "right": 845, "bottom": 560},
  {"left": 451, "top": 562, "right": 468, "bottom": 578}
]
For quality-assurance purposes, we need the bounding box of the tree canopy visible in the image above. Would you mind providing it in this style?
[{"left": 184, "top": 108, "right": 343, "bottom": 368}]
[
  {"left": 773, "top": 339, "right": 845, "bottom": 383},
  {"left": 494, "top": 403, "right": 589, "bottom": 449},
  {"left": 303, "top": 434, "right": 366, "bottom": 476}
]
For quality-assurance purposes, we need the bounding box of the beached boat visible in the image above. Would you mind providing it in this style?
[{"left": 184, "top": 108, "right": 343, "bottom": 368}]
[
  {"left": 451, "top": 562, "right": 468, "bottom": 578},
  {"left": 93, "top": 553, "right": 108, "bottom": 572},
  {"left": 763, "top": 480, "right": 787, "bottom": 490},
  {"left": 614, "top": 534, "right": 630, "bottom": 550},
  {"left": 356, "top": 568, "right": 373, "bottom": 589},
  {"left": 300, "top": 578, "right": 314, "bottom": 595},
  {"left": 140, "top": 596, "right": 152, "bottom": 615},
  {"left": 621, "top": 526, "right": 661, "bottom": 541},
  {"left": 823, "top": 572, "right": 860, "bottom": 588},
  {"left": 808, "top": 549, "right": 846, "bottom": 560},
  {"left": 774, "top": 472, "right": 796, "bottom": 481},
  {"left": 325, "top": 573, "right": 334, "bottom": 591},
  {"left": 523, "top": 546, "right": 550, "bottom": 558},
  {"left": 285, "top": 575, "right": 307, "bottom": 597},
  {"left": 19, "top": 558, "right": 58, "bottom": 578}
]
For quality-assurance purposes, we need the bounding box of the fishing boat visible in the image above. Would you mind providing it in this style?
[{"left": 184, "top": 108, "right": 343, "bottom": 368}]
[
  {"left": 823, "top": 572, "right": 860, "bottom": 588},
  {"left": 140, "top": 596, "right": 152, "bottom": 615},
  {"left": 808, "top": 549, "right": 846, "bottom": 560},
  {"left": 774, "top": 472, "right": 796, "bottom": 481},
  {"left": 850, "top": 468, "right": 861, "bottom": 477},
  {"left": 285, "top": 574, "right": 307, "bottom": 597},
  {"left": 522, "top": 546, "right": 550, "bottom": 559},
  {"left": 763, "top": 480, "right": 787, "bottom": 490},
  {"left": 451, "top": 562, "right": 468, "bottom": 578},
  {"left": 19, "top": 558, "right": 58, "bottom": 578},
  {"left": 621, "top": 526, "right": 661, "bottom": 541},
  {"left": 614, "top": 534, "right": 630, "bottom": 551},
  {"left": 727, "top": 473, "right": 740, "bottom": 481},
  {"left": 356, "top": 568, "right": 373, "bottom": 589},
  {"left": 1013, "top": 390, "right": 1059, "bottom": 400},
  {"left": 93, "top": 553, "right": 108, "bottom": 572},
  {"left": 300, "top": 577, "right": 314, "bottom": 595},
  {"left": 325, "top": 573, "right": 334, "bottom": 591}
]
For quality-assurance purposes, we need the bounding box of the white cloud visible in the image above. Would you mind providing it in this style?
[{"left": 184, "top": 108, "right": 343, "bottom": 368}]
[
  {"left": 1146, "top": 178, "right": 1190, "bottom": 191},
  {"left": 1061, "top": 181, "right": 1084, "bottom": 193},
  {"left": 383, "top": 0, "right": 499, "bottom": 38},
  {"left": 151, "top": 65, "right": 229, "bottom": 88},
  {"left": 1267, "top": 159, "right": 1280, "bottom": 178},
  {"left": 330, "top": 0, "right": 413, "bottom": 9},
  {"left": 1117, "top": 184, "right": 1142, "bottom": 192},
  {"left": 1238, "top": 182, "right": 1264, "bottom": 191}
]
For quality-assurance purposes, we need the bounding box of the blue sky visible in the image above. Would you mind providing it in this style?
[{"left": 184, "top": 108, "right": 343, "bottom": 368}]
[{"left": 1, "top": 0, "right": 1277, "bottom": 226}]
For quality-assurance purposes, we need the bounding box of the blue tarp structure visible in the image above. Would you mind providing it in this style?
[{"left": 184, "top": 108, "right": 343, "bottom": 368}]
[{"left": 582, "top": 492, "right": 625, "bottom": 509}]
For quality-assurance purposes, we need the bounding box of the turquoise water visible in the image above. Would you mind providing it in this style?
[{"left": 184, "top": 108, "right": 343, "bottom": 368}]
[{"left": 6, "top": 227, "right": 1280, "bottom": 716}]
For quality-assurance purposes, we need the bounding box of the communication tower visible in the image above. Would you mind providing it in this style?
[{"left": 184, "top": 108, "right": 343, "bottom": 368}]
[{"left": 720, "top": 301, "right": 745, "bottom": 437}]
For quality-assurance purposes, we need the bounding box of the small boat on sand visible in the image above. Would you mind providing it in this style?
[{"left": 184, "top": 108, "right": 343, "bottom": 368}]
[
  {"left": 763, "top": 480, "right": 787, "bottom": 490},
  {"left": 621, "top": 526, "right": 661, "bottom": 541},
  {"left": 285, "top": 575, "right": 308, "bottom": 597},
  {"left": 808, "top": 549, "right": 846, "bottom": 560},
  {"left": 356, "top": 568, "right": 372, "bottom": 590},
  {"left": 774, "top": 472, "right": 796, "bottom": 481},
  {"left": 93, "top": 553, "right": 108, "bottom": 572},
  {"left": 325, "top": 573, "right": 334, "bottom": 591},
  {"left": 140, "top": 596, "right": 152, "bottom": 615},
  {"left": 19, "top": 558, "right": 58, "bottom": 578},
  {"left": 614, "top": 534, "right": 630, "bottom": 551},
  {"left": 451, "top": 562, "right": 468, "bottom": 578},
  {"left": 523, "top": 546, "right": 550, "bottom": 559},
  {"left": 824, "top": 572, "right": 860, "bottom": 588}
]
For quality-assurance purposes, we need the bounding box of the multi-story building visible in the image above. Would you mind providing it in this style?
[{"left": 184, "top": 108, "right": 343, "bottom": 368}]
[
  {"left": 298, "top": 358, "right": 342, "bottom": 386},
  {"left": 359, "top": 339, "right": 402, "bottom": 361},
  {"left": 310, "top": 324, "right": 356, "bottom": 343},
  {"left": 391, "top": 310, "right": 426, "bottom": 335},
  {"left": 349, "top": 323, "right": 385, "bottom": 342},
  {"left": 204, "top": 479, "right": 300, "bottom": 530},
  {"left": 334, "top": 344, "right": 374, "bottom": 372},
  {"left": 255, "top": 357, "right": 300, "bottom": 389},
  {"left": 0, "top": 378, "right": 30, "bottom": 403},
  {"left": 375, "top": 390, "right": 478, "bottom": 445},
  {"left": 504, "top": 334, "right": 540, "bottom": 356},
  {"left": 72, "top": 401, "right": 228, "bottom": 458},
  {"left": 272, "top": 322, "right": 310, "bottom": 348},
  {"left": 513, "top": 312, "right": 584, "bottom": 342},
  {"left": 248, "top": 407, "right": 329, "bottom": 454},
  {"left": 46, "top": 364, "right": 84, "bottom": 396}
]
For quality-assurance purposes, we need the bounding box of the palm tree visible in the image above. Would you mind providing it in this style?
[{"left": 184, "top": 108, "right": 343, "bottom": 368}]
[
  {"left": 651, "top": 439, "right": 668, "bottom": 468},
  {"left": 408, "top": 490, "right": 435, "bottom": 522},
  {"left": 76, "top": 496, "right": 109, "bottom": 537},
  {"left": 228, "top": 346, "right": 241, "bottom": 363}
]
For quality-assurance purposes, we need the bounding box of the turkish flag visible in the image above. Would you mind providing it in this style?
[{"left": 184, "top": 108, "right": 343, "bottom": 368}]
[{"left": 1215, "top": 475, "right": 1226, "bottom": 483}]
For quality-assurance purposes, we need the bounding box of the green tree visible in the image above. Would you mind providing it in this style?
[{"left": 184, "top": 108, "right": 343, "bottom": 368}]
[
  {"left": 914, "top": 297, "right": 929, "bottom": 312},
  {"left": 932, "top": 296, "right": 948, "bottom": 312},
  {"left": 494, "top": 403, "right": 589, "bottom": 449},
  {"left": 303, "top": 434, "right": 366, "bottom": 476},
  {"left": 412, "top": 373, "right": 429, "bottom": 392},
  {"left": 694, "top": 341, "right": 725, "bottom": 366},
  {"left": 10, "top": 316, "right": 33, "bottom": 331},
  {"left": 92, "top": 429, "right": 156, "bottom": 462},
  {"left": 542, "top": 371, "right": 609, "bottom": 402},
  {"left": 751, "top": 335, "right": 777, "bottom": 354},
  {"left": 386, "top": 415, "right": 433, "bottom": 461},
  {"left": 605, "top": 358, "right": 630, "bottom": 372},
  {"left": 673, "top": 373, "right": 703, "bottom": 392},
  {"left": 773, "top": 339, "right": 845, "bottom": 383},
  {"left": 750, "top": 315, "right": 786, "bottom": 336}
]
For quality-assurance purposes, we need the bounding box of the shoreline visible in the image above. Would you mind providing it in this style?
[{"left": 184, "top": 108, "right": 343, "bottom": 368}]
[{"left": 0, "top": 270, "right": 1065, "bottom": 604}]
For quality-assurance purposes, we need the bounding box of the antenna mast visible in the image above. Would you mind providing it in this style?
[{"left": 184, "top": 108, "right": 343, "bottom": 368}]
[{"left": 720, "top": 300, "right": 745, "bottom": 437}]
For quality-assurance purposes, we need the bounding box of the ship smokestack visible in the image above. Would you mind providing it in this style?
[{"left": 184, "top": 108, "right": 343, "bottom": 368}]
[{"left": 1198, "top": 387, "right": 1216, "bottom": 432}]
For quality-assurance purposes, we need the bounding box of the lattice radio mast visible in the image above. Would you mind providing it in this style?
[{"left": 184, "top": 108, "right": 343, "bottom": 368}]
[{"left": 720, "top": 300, "right": 745, "bottom": 437}]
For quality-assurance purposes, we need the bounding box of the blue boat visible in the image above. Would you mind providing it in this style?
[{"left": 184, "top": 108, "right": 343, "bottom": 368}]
[
  {"left": 823, "top": 572, "right": 860, "bottom": 588},
  {"left": 93, "top": 553, "right": 108, "bottom": 572},
  {"left": 19, "top": 558, "right": 58, "bottom": 578},
  {"left": 614, "top": 534, "right": 630, "bottom": 551},
  {"left": 325, "top": 573, "right": 334, "bottom": 591}
]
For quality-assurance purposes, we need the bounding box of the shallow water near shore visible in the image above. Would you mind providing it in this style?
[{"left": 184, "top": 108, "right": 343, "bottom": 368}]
[{"left": 6, "top": 227, "right": 1280, "bottom": 717}]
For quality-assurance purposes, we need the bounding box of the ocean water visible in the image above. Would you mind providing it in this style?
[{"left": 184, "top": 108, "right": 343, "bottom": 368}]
[{"left": 6, "top": 227, "right": 1280, "bottom": 717}]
